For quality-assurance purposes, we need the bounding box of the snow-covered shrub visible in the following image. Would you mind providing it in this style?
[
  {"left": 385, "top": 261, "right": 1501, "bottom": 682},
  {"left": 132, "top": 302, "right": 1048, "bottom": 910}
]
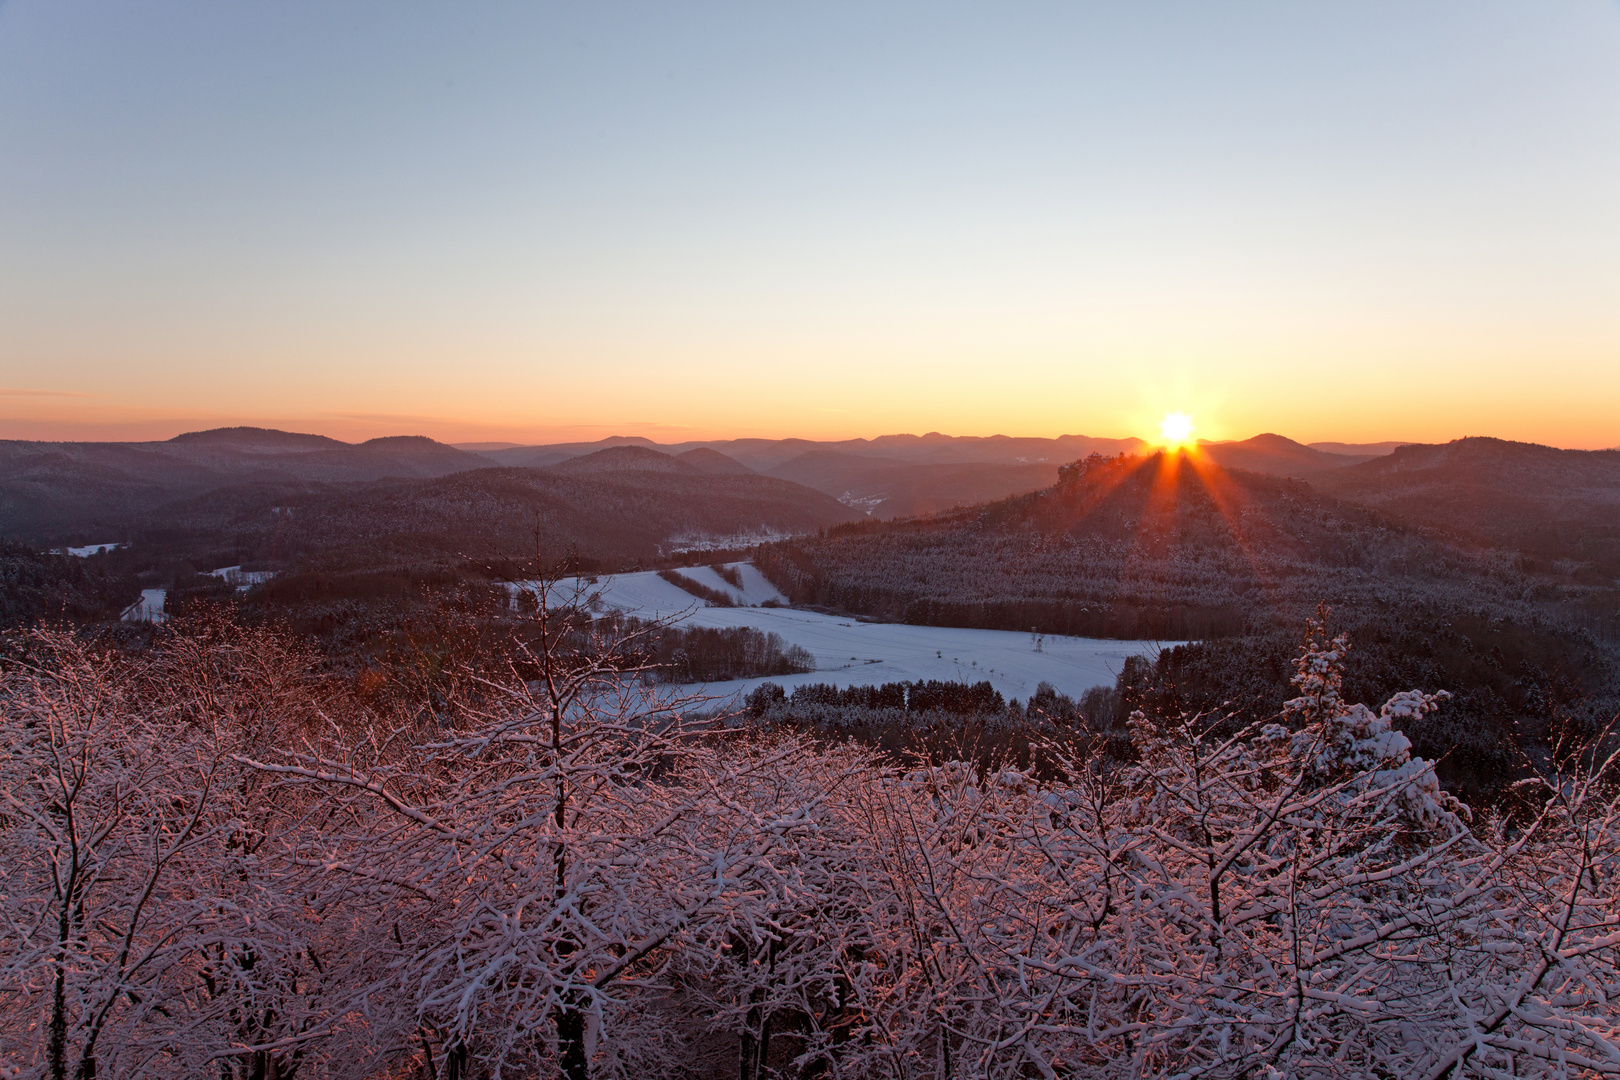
[
  {"left": 0, "top": 627, "right": 384, "bottom": 1080},
  {"left": 9, "top": 610, "right": 1620, "bottom": 1079}
]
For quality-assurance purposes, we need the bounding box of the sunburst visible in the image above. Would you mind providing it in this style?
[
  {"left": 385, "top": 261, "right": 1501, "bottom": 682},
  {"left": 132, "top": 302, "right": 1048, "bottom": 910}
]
[{"left": 1159, "top": 412, "right": 1195, "bottom": 450}]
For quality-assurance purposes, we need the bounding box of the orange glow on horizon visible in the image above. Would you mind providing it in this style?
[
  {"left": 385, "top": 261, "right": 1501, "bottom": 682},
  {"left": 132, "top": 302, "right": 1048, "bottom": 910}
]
[{"left": 0, "top": 394, "right": 1616, "bottom": 451}]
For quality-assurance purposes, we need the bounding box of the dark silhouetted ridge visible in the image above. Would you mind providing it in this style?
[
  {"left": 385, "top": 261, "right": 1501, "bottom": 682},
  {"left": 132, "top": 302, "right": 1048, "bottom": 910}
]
[
  {"left": 676, "top": 447, "right": 754, "bottom": 474},
  {"left": 167, "top": 427, "right": 345, "bottom": 450},
  {"left": 1316, "top": 437, "right": 1620, "bottom": 572},
  {"left": 548, "top": 446, "right": 697, "bottom": 475},
  {"left": 1197, "top": 433, "right": 1367, "bottom": 476}
]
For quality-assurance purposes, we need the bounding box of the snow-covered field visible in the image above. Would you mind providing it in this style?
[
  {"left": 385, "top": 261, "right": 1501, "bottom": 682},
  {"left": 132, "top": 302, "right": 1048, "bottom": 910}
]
[
  {"left": 53, "top": 542, "right": 126, "bottom": 557},
  {"left": 122, "top": 588, "right": 166, "bottom": 623},
  {"left": 539, "top": 565, "right": 1178, "bottom": 705},
  {"left": 205, "top": 565, "right": 277, "bottom": 590}
]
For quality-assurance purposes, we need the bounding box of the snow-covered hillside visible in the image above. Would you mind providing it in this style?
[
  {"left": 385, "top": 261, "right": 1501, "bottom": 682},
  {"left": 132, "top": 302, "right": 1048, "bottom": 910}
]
[{"left": 541, "top": 564, "right": 1175, "bottom": 702}]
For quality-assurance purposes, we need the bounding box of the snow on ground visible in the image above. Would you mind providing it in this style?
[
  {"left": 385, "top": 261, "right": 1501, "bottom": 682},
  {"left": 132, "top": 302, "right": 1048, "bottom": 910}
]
[
  {"left": 667, "top": 564, "right": 789, "bottom": 606},
  {"left": 524, "top": 572, "right": 699, "bottom": 613},
  {"left": 538, "top": 564, "right": 1177, "bottom": 706},
  {"left": 52, "top": 542, "right": 126, "bottom": 557},
  {"left": 205, "top": 566, "right": 277, "bottom": 591},
  {"left": 122, "top": 588, "right": 166, "bottom": 623}
]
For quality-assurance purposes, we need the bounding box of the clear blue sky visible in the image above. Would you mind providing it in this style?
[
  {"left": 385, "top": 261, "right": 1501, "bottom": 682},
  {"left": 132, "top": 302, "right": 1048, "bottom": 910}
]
[{"left": 2, "top": 1, "right": 1618, "bottom": 446}]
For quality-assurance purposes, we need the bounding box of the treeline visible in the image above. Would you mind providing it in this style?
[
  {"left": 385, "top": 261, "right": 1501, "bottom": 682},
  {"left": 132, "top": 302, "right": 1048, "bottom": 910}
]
[
  {"left": 620, "top": 618, "right": 814, "bottom": 683},
  {"left": 748, "top": 678, "right": 1010, "bottom": 716},
  {"left": 743, "top": 677, "right": 1121, "bottom": 772},
  {"left": 1116, "top": 604, "right": 1617, "bottom": 804},
  {"left": 797, "top": 589, "right": 1245, "bottom": 640},
  {"left": 657, "top": 568, "right": 736, "bottom": 607}
]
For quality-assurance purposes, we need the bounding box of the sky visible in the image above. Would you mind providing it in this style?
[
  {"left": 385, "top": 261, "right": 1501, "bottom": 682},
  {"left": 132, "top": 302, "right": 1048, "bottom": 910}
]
[{"left": 2, "top": 2, "right": 1618, "bottom": 449}]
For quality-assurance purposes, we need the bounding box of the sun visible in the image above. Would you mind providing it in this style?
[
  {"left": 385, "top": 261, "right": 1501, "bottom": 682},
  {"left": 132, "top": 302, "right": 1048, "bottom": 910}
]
[{"left": 1159, "top": 412, "right": 1195, "bottom": 449}]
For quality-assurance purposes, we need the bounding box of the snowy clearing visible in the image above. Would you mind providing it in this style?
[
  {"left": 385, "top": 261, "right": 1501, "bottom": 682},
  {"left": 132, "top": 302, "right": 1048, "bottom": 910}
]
[
  {"left": 122, "top": 588, "right": 166, "bottom": 623},
  {"left": 205, "top": 565, "right": 277, "bottom": 591},
  {"left": 52, "top": 542, "right": 126, "bottom": 557},
  {"left": 533, "top": 565, "right": 1177, "bottom": 704}
]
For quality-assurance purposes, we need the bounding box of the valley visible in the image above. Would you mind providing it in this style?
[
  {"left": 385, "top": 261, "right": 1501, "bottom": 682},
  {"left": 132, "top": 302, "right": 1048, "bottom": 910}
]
[
  {"left": 545, "top": 564, "right": 1171, "bottom": 701},
  {"left": 10, "top": 423, "right": 1615, "bottom": 808}
]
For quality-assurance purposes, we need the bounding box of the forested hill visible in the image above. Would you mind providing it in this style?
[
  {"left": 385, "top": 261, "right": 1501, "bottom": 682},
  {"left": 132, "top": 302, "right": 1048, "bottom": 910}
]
[
  {"left": 135, "top": 453, "right": 861, "bottom": 569},
  {"left": 754, "top": 451, "right": 1619, "bottom": 803},
  {"left": 1315, "top": 437, "right": 1620, "bottom": 576},
  {"left": 0, "top": 427, "right": 489, "bottom": 541},
  {"left": 756, "top": 451, "right": 1526, "bottom": 641}
]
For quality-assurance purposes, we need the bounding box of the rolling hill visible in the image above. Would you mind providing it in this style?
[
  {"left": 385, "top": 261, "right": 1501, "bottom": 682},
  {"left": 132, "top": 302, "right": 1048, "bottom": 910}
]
[
  {"left": 752, "top": 449, "right": 1616, "bottom": 802},
  {"left": 1314, "top": 437, "right": 1620, "bottom": 576},
  {"left": 130, "top": 449, "right": 861, "bottom": 568},
  {"left": 0, "top": 427, "right": 489, "bottom": 541},
  {"left": 1197, "top": 433, "right": 1373, "bottom": 476},
  {"left": 767, "top": 451, "right": 1060, "bottom": 518}
]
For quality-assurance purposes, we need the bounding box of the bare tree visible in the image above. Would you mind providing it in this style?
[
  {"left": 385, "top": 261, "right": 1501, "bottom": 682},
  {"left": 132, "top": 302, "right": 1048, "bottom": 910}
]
[
  {"left": 0, "top": 625, "right": 388, "bottom": 1080},
  {"left": 12, "top": 608, "right": 1620, "bottom": 1079},
  {"left": 241, "top": 582, "right": 839, "bottom": 1079}
]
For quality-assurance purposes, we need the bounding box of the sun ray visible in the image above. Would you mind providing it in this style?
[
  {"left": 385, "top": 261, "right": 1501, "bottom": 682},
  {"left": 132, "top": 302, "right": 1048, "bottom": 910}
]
[
  {"left": 1045, "top": 432, "right": 1312, "bottom": 640},
  {"left": 1099, "top": 443, "right": 1294, "bottom": 640},
  {"left": 1180, "top": 450, "right": 1294, "bottom": 624}
]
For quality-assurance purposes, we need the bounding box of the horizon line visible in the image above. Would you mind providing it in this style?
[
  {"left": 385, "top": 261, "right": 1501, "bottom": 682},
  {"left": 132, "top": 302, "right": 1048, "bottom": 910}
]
[{"left": 10, "top": 420, "right": 1611, "bottom": 454}]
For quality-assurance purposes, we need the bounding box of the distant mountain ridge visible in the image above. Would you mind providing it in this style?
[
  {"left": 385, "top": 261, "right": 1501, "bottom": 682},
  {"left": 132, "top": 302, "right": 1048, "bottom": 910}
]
[
  {"left": 766, "top": 450, "right": 1060, "bottom": 519},
  {"left": 134, "top": 455, "right": 861, "bottom": 568},
  {"left": 0, "top": 428, "right": 860, "bottom": 563},
  {"left": 0, "top": 427, "right": 491, "bottom": 540},
  {"left": 473, "top": 431, "right": 1398, "bottom": 518},
  {"left": 476, "top": 432, "right": 1151, "bottom": 471},
  {"left": 21, "top": 427, "right": 1612, "bottom": 573},
  {"left": 1197, "top": 433, "right": 1373, "bottom": 475},
  {"left": 1314, "top": 437, "right": 1620, "bottom": 575},
  {"left": 1307, "top": 440, "right": 1412, "bottom": 457},
  {"left": 468, "top": 431, "right": 1415, "bottom": 474},
  {"left": 0, "top": 426, "right": 1419, "bottom": 540}
]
